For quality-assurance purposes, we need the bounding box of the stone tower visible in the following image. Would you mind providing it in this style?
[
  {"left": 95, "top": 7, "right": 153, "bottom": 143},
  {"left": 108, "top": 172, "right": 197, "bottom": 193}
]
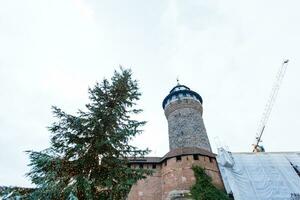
[
  {"left": 162, "top": 84, "right": 212, "bottom": 152},
  {"left": 127, "top": 84, "right": 224, "bottom": 200}
]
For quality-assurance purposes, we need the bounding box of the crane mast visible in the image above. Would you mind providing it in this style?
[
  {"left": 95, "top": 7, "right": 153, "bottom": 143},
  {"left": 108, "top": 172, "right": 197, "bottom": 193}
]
[{"left": 253, "top": 59, "right": 289, "bottom": 152}]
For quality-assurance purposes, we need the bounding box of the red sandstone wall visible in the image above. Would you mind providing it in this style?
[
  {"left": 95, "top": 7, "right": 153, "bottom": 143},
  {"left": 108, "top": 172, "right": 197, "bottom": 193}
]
[
  {"left": 127, "top": 172, "right": 162, "bottom": 200},
  {"left": 127, "top": 155, "right": 224, "bottom": 200},
  {"left": 161, "top": 155, "right": 223, "bottom": 199}
]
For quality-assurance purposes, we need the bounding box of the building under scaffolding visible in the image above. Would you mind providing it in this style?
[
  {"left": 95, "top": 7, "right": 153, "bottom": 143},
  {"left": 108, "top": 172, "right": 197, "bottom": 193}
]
[{"left": 217, "top": 148, "right": 300, "bottom": 200}]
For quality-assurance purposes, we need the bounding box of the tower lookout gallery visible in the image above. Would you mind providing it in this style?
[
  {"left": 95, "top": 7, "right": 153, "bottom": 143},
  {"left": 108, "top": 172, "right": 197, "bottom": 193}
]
[{"left": 127, "top": 84, "right": 224, "bottom": 200}]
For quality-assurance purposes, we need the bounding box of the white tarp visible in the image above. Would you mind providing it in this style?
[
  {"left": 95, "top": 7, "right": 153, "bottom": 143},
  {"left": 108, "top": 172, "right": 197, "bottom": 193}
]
[{"left": 217, "top": 148, "right": 300, "bottom": 200}]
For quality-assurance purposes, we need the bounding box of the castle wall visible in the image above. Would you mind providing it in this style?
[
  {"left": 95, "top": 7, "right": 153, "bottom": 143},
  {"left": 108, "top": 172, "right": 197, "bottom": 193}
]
[
  {"left": 127, "top": 164, "right": 162, "bottom": 200},
  {"left": 127, "top": 155, "right": 224, "bottom": 200}
]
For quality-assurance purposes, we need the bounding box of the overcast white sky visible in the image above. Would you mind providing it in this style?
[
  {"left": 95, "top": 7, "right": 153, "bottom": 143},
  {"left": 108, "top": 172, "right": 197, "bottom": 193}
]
[{"left": 1, "top": 0, "right": 300, "bottom": 187}]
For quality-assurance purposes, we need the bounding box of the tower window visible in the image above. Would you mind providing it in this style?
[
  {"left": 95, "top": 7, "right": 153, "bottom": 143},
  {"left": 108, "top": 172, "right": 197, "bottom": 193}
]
[
  {"left": 193, "top": 154, "right": 199, "bottom": 160},
  {"left": 164, "top": 161, "right": 167, "bottom": 166},
  {"left": 209, "top": 157, "right": 213, "bottom": 163},
  {"left": 176, "top": 156, "right": 182, "bottom": 162},
  {"left": 152, "top": 164, "right": 156, "bottom": 169}
]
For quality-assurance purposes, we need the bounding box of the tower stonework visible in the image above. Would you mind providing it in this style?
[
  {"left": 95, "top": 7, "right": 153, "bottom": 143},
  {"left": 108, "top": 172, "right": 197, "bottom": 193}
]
[
  {"left": 127, "top": 84, "right": 224, "bottom": 200},
  {"left": 163, "top": 85, "right": 212, "bottom": 152}
]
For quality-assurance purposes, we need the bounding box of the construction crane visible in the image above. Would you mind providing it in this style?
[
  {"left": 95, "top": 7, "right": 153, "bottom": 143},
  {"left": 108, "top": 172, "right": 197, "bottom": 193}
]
[{"left": 253, "top": 59, "right": 289, "bottom": 152}]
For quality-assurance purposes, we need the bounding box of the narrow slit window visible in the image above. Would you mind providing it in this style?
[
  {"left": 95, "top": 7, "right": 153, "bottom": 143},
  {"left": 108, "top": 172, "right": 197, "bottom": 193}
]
[
  {"left": 176, "top": 156, "right": 182, "bottom": 162},
  {"left": 193, "top": 154, "right": 199, "bottom": 160}
]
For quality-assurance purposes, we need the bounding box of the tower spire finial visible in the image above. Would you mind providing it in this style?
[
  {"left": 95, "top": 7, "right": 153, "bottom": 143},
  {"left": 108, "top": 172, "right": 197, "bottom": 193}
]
[{"left": 176, "top": 76, "right": 180, "bottom": 85}]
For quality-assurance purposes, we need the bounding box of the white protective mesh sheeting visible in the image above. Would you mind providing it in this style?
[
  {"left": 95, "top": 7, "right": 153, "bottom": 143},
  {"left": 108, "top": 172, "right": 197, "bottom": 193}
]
[{"left": 217, "top": 148, "right": 300, "bottom": 200}]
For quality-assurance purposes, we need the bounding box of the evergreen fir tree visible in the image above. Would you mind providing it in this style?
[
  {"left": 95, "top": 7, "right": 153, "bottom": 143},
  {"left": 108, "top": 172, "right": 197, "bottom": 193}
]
[
  {"left": 190, "top": 166, "right": 229, "bottom": 200},
  {"left": 26, "top": 68, "right": 151, "bottom": 200}
]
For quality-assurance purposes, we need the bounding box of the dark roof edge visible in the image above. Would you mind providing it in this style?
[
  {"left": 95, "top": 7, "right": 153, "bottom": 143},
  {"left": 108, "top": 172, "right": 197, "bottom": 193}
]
[
  {"left": 162, "top": 90, "right": 203, "bottom": 109},
  {"left": 129, "top": 147, "right": 216, "bottom": 164},
  {"left": 170, "top": 85, "right": 190, "bottom": 93}
]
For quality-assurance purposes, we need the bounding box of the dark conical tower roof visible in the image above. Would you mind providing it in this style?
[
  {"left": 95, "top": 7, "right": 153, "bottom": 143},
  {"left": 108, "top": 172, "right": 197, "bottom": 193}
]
[{"left": 162, "top": 84, "right": 203, "bottom": 109}]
